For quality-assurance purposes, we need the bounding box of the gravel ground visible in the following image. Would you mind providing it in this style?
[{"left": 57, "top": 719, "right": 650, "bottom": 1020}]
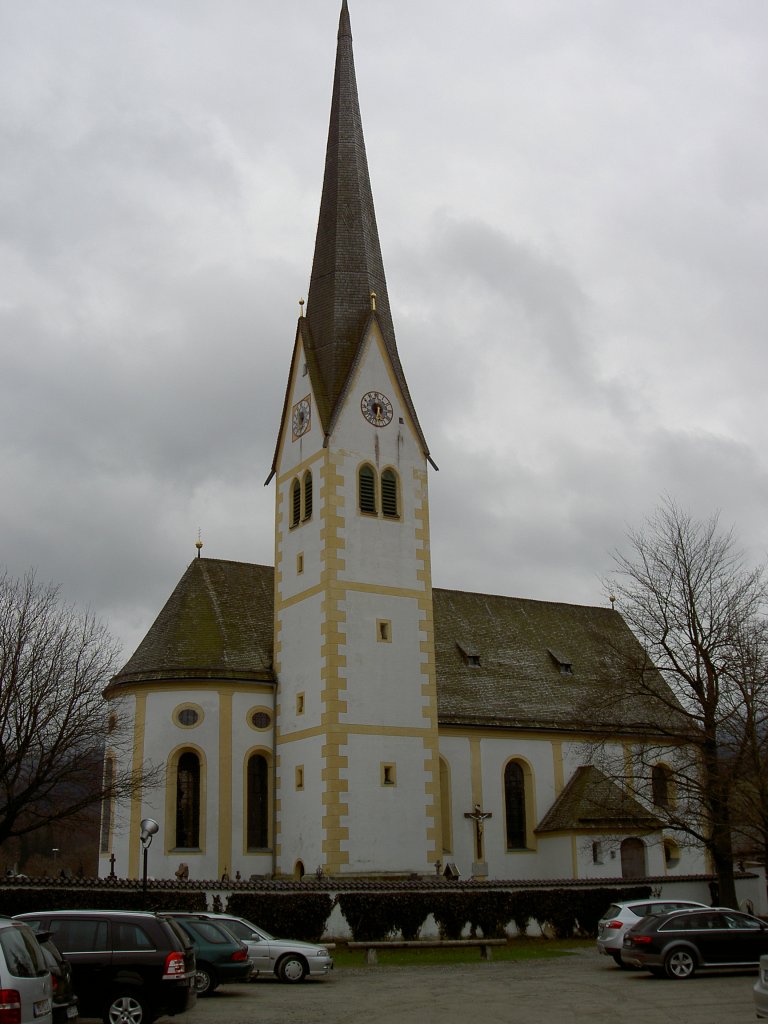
[{"left": 164, "top": 948, "right": 757, "bottom": 1024}]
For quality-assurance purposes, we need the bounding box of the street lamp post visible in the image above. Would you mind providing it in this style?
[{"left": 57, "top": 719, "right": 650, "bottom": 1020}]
[{"left": 139, "top": 818, "right": 159, "bottom": 907}]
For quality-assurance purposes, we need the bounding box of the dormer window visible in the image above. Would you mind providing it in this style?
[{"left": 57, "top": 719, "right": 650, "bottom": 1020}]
[
  {"left": 457, "top": 642, "right": 481, "bottom": 668},
  {"left": 548, "top": 648, "right": 573, "bottom": 675}
]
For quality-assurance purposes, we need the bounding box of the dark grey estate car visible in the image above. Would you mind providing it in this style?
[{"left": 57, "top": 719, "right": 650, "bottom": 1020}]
[
  {"left": 15, "top": 911, "right": 196, "bottom": 1024},
  {"left": 622, "top": 907, "right": 768, "bottom": 978}
]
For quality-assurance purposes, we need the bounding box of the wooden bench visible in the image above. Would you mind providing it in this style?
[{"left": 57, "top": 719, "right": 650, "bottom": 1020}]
[{"left": 347, "top": 938, "right": 507, "bottom": 965}]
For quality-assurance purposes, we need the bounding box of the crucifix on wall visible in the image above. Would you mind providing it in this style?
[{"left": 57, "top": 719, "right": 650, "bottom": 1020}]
[{"left": 464, "top": 803, "right": 493, "bottom": 863}]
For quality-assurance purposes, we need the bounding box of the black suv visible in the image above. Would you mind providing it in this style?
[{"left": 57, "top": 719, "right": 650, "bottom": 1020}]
[{"left": 15, "top": 911, "right": 196, "bottom": 1024}]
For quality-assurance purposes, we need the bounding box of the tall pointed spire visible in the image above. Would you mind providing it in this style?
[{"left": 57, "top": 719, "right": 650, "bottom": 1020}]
[{"left": 304, "top": 2, "right": 430, "bottom": 460}]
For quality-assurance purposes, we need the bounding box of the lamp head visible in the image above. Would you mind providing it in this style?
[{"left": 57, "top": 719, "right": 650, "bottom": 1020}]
[{"left": 139, "top": 818, "right": 160, "bottom": 845}]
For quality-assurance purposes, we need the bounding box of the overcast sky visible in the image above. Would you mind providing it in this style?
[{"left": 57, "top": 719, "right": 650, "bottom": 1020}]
[{"left": 2, "top": 0, "right": 767, "bottom": 665}]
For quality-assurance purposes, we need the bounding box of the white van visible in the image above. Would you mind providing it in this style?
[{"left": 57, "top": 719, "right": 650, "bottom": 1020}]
[{"left": 0, "top": 918, "right": 52, "bottom": 1024}]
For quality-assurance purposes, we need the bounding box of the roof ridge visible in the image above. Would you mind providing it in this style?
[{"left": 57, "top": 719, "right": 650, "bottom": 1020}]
[{"left": 433, "top": 585, "right": 614, "bottom": 614}]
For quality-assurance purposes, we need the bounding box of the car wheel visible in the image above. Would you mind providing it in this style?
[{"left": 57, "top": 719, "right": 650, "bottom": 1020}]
[
  {"left": 276, "top": 954, "right": 308, "bottom": 983},
  {"left": 194, "top": 965, "right": 219, "bottom": 995},
  {"left": 616, "top": 956, "right": 636, "bottom": 970},
  {"left": 610, "top": 952, "right": 623, "bottom": 966},
  {"left": 664, "top": 948, "right": 697, "bottom": 979},
  {"left": 104, "top": 991, "right": 151, "bottom": 1024}
]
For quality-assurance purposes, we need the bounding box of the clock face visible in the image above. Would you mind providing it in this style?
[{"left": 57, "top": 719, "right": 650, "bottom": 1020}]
[
  {"left": 292, "top": 397, "right": 311, "bottom": 439},
  {"left": 361, "top": 391, "right": 393, "bottom": 427}
]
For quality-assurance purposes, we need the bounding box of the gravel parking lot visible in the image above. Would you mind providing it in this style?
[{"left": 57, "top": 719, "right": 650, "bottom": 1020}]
[{"left": 169, "top": 948, "right": 757, "bottom": 1024}]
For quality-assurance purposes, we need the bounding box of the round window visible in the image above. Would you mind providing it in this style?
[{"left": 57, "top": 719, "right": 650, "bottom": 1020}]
[
  {"left": 174, "top": 705, "right": 202, "bottom": 728},
  {"left": 251, "top": 711, "right": 271, "bottom": 730}
]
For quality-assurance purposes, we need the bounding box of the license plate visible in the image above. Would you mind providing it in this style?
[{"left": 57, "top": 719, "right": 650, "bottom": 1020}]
[
  {"left": 66, "top": 1005, "right": 78, "bottom": 1018},
  {"left": 34, "top": 999, "right": 51, "bottom": 1018}
]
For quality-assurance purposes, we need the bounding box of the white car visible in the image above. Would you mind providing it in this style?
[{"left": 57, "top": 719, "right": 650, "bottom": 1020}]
[
  {"left": 597, "top": 898, "right": 708, "bottom": 967},
  {"left": 755, "top": 954, "right": 768, "bottom": 1017},
  {"left": 195, "top": 913, "right": 333, "bottom": 983},
  {"left": 0, "top": 917, "right": 52, "bottom": 1024}
]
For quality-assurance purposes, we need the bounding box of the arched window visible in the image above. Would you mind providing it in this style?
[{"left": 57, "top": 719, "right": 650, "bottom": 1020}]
[
  {"left": 620, "top": 837, "right": 646, "bottom": 879},
  {"left": 99, "top": 755, "right": 114, "bottom": 853},
  {"left": 359, "top": 464, "right": 377, "bottom": 514},
  {"left": 381, "top": 468, "right": 399, "bottom": 518},
  {"left": 663, "top": 837, "right": 680, "bottom": 868},
  {"left": 439, "top": 757, "right": 452, "bottom": 854},
  {"left": 246, "top": 753, "right": 269, "bottom": 850},
  {"left": 652, "top": 764, "right": 672, "bottom": 808},
  {"left": 504, "top": 761, "right": 527, "bottom": 850},
  {"left": 176, "top": 751, "right": 201, "bottom": 848},
  {"left": 290, "top": 478, "right": 301, "bottom": 528},
  {"left": 302, "top": 470, "right": 313, "bottom": 520}
]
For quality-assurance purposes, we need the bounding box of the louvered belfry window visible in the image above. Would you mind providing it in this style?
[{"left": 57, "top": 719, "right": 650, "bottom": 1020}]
[
  {"left": 359, "top": 464, "right": 377, "bottom": 514},
  {"left": 303, "top": 470, "right": 313, "bottom": 520},
  {"left": 291, "top": 478, "right": 301, "bottom": 527},
  {"left": 381, "top": 468, "right": 398, "bottom": 518}
]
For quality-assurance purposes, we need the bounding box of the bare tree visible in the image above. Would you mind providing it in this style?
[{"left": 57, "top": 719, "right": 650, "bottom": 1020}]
[
  {"left": 0, "top": 569, "right": 147, "bottom": 850},
  {"left": 601, "top": 499, "right": 767, "bottom": 909}
]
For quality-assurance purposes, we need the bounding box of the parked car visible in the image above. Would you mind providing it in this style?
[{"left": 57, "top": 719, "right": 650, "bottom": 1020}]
[
  {"left": 621, "top": 907, "right": 768, "bottom": 978},
  {"left": 597, "top": 899, "right": 708, "bottom": 966},
  {"left": 15, "top": 911, "right": 196, "bottom": 1024},
  {"left": 755, "top": 954, "right": 768, "bottom": 1017},
  {"left": 36, "top": 935, "right": 78, "bottom": 1024},
  {"left": 184, "top": 912, "right": 333, "bottom": 983},
  {"left": 159, "top": 916, "right": 252, "bottom": 995},
  {"left": 0, "top": 917, "right": 52, "bottom": 1024}
]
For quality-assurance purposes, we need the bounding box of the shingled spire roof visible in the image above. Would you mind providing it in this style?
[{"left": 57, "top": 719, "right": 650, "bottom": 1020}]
[{"left": 302, "top": 1, "right": 431, "bottom": 458}]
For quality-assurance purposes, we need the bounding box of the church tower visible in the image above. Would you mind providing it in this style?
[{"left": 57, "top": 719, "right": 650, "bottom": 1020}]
[{"left": 268, "top": 0, "right": 441, "bottom": 876}]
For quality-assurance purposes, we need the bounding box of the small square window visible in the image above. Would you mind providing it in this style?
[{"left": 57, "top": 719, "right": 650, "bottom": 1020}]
[
  {"left": 297, "top": 552, "right": 304, "bottom": 574},
  {"left": 295, "top": 765, "right": 304, "bottom": 790},
  {"left": 296, "top": 693, "right": 305, "bottom": 715},
  {"left": 377, "top": 619, "right": 391, "bottom": 642},
  {"left": 381, "top": 763, "right": 396, "bottom": 786}
]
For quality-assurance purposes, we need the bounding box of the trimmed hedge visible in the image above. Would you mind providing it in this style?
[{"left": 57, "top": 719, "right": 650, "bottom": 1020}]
[
  {"left": 227, "top": 892, "right": 334, "bottom": 942},
  {"left": 0, "top": 887, "right": 206, "bottom": 916},
  {"left": 339, "top": 886, "right": 653, "bottom": 941},
  {"left": 336, "top": 892, "right": 433, "bottom": 941},
  {"left": 0, "top": 883, "right": 653, "bottom": 941}
]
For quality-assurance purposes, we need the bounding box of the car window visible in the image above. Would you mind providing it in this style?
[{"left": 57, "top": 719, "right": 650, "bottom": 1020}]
[
  {"left": 632, "top": 904, "right": 652, "bottom": 917},
  {"left": 189, "top": 922, "right": 233, "bottom": 944},
  {"left": 162, "top": 917, "right": 192, "bottom": 948},
  {"left": 722, "top": 912, "right": 761, "bottom": 930},
  {"left": 0, "top": 926, "right": 46, "bottom": 978},
  {"left": 221, "top": 920, "right": 253, "bottom": 940},
  {"left": 49, "top": 919, "right": 109, "bottom": 952},
  {"left": 114, "top": 923, "right": 156, "bottom": 951},
  {"left": 601, "top": 904, "right": 622, "bottom": 919},
  {"left": 664, "top": 913, "right": 725, "bottom": 931}
]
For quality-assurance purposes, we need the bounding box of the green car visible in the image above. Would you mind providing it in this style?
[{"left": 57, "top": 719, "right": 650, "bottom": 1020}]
[{"left": 161, "top": 915, "right": 252, "bottom": 995}]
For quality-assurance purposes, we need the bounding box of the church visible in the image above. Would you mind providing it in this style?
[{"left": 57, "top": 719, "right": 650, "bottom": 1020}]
[{"left": 99, "top": 1, "right": 705, "bottom": 885}]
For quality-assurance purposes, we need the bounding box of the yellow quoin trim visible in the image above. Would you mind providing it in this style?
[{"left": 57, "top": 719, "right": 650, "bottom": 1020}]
[
  {"left": 319, "top": 450, "right": 350, "bottom": 873},
  {"left": 413, "top": 465, "right": 442, "bottom": 864},
  {"left": 551, "top": 740, "right": 565, "bottom": 795},
  {"left": 218, "top": 691, "right": 233, "bottom": 876},
  {"left": 128, "top": 693, "right": 148, "bottom": 879},
  {"left": 571, "top": 834, "right": 579, "bottom": 877}
]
